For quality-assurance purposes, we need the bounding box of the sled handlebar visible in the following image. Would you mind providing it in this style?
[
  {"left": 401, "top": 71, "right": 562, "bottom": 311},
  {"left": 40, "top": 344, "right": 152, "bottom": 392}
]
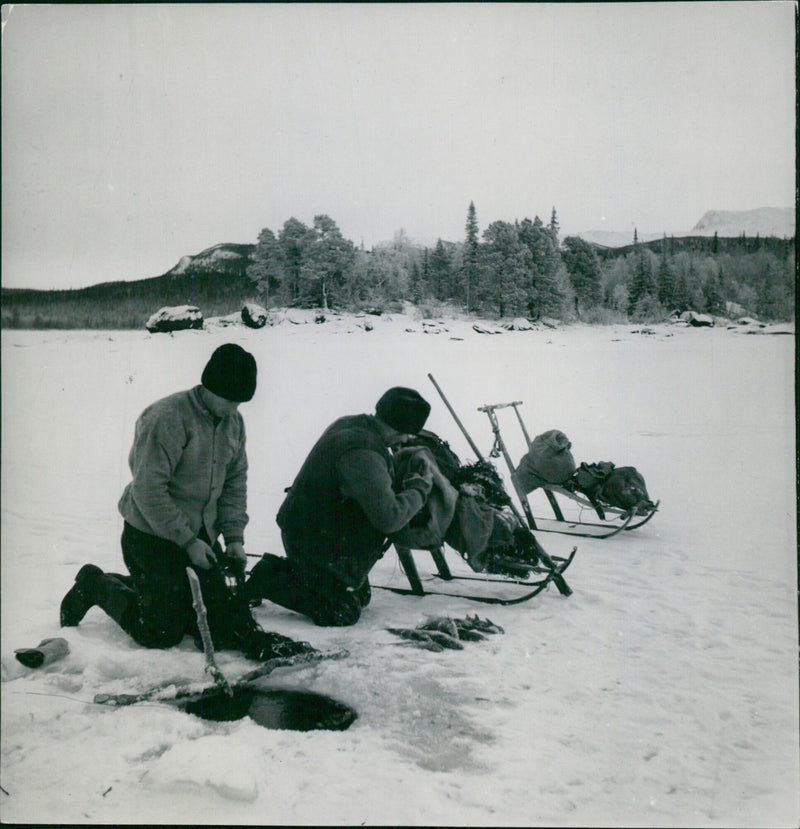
[{"left": 477, "top": 401, "right": 523, "bottom": 412}]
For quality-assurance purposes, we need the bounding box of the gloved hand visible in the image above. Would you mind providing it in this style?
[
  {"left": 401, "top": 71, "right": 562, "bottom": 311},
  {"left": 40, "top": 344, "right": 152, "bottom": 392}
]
[
  {"left": 225, "top": 541, "right": 247, "bottom": 570},
  {"left": 402, "top": 452, "right": 434, "bottom": 496},
  {"left": 186, "top": 538, "right": 217, "bottom": 570}
]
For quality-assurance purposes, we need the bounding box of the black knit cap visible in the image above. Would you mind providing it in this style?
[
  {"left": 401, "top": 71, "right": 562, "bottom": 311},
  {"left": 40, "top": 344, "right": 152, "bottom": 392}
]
[
  {"left": 201, "top": 344, "right": 257, "bottom": 402},
  {"left": 375, "top": 387, "right": 431, "bottom": 434}
]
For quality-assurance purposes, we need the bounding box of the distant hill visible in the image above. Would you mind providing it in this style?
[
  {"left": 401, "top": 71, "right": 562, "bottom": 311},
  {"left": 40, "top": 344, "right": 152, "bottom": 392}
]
[
  {"left": 1, "top": 243, "right": 255, "bottom": 329},
  {"left": 165, "top": 242, "right": 254, "bottom": 276},
  {"left": 576, "top": 207, "right": 795, "bottom": 248},
  {"left": 690, "top": 207, "right": 795, "bottom": 238}
]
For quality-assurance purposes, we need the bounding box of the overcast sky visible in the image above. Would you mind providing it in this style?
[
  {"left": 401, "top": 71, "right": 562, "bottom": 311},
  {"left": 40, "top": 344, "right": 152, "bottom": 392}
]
[{"left": 2, "top": 3, "right": 795, "bottom": 290}]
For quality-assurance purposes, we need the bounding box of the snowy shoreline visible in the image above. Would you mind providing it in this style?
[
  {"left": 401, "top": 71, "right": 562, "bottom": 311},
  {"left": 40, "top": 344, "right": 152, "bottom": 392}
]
[{"left": 1, "top": 319, "right": 797, "bottom": 826}]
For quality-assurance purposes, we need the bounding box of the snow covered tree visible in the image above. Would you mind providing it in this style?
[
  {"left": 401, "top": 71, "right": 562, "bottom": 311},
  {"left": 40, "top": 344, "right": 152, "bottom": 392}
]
[
  {"left": 279, "top": 218, "right": 314, "bottom": 304},
  {"left": 482, "top": 221, "right": 530, "bottom": 317},
  {"left": 247, "top": 227, "right": 284, "bottom": 307},
  {"left": 562, "top": 236, "right": 602, "bottom": 313},
  {"left": 702, "top": 262, "right": 724, "bottom": 315},
  {"left": 300, "top": 215, "right": 356, "bottom": 309},
  {"left": 627, "top": 249, "right": 657, "bottom": 314},
  {"left": 517, "top": 216, "right": 564, "bottom": 317},
  {"left": 656, "top": 241, "right": 675, "bottom": 309},
  {"left": 429, "top": 239, "right": 453, "bottom": 300}
]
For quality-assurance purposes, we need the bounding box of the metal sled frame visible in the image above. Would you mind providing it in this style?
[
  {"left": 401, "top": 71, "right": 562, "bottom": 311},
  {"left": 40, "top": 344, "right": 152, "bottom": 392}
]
[
  {"left": 479, "top": 400, "right": 659, "bottom": 540},
  {"left": 372, "top": 543, "right": 577, "bottom": 606},
  {"left": 531, "top": 485, "right": 660, "bottom": 538}
]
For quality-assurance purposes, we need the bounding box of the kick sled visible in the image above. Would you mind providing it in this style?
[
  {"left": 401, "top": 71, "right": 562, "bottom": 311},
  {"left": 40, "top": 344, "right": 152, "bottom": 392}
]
[
  {"left": 373, "top": 376, "right": 577, "bottom": 605},
  {"left": 479, "top": 400, "right": 659, "bottom": 540}
]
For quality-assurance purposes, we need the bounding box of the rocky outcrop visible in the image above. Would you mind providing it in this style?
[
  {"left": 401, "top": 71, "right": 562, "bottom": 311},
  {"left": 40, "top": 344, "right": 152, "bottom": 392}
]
[
  {"left": 166, "top": 243, "right": 254, "bottom": 277},
  {"left": 146, "top": 305, "right": 203, "bottom": 333}
]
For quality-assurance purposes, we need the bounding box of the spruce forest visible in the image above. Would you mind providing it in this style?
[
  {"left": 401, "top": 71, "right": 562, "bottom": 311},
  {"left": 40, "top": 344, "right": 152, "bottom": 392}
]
[
  {"left": 2, "top": 203, "right": 795, "bottom": 329},
  {"left": 246, "top": 205, "right": 794, "bottom": 322}
]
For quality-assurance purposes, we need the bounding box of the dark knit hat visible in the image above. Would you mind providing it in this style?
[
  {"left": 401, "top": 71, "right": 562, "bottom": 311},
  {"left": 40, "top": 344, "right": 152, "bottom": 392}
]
[
  {"left": 375, "top": 387, "right": 431, "bottom": 434},
  {"left": 201, "top": 344, "right": 257, "bottom": 402}
]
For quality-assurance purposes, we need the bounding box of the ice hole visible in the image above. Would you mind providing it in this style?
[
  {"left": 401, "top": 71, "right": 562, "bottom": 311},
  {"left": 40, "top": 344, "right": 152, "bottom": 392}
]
[{"left": 178, "top": 687, "right": 357, "bottom": 731}]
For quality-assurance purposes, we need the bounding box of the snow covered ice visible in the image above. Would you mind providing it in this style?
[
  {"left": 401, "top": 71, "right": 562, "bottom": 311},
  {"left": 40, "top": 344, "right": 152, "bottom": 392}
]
[{"left": 1, "top": 312, "right": 797, "bottom": 826}]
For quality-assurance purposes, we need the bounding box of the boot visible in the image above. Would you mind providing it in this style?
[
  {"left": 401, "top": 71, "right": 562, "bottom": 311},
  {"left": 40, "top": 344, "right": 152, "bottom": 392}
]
[
  {"left": 60, "top": 564, "right": 104, "bottom": 626},
  {"left": 244, "top": 553, "right": 344, "bottom": 626},
  {"left": 93, "top": 572, "right": 137, "bottom": 628},
  {"left": 60, "top": 565, "right": 137, "bottom": 629},
  {"left": 240, "top": 628, "right": 317, "bottom": 661},
  {"left": 15, "top": 637, "right": 70, "bottom": 668},
  {"left": 353, "top": 579, "right": 371, "bottom": 608},
  {"left": 243, "top": 553, "right": 283, "bottom": 603}
]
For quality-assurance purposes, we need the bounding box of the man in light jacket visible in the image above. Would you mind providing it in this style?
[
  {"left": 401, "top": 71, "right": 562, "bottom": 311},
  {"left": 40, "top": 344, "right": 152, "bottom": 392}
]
[{"left": 60, "top": 344, "right": 310, "bottom": 661}]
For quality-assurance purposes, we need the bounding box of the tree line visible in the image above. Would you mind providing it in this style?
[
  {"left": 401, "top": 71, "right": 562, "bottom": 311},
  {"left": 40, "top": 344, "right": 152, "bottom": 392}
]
[{"left": 247, "top": 205, "right": 795, "bottom": 322}]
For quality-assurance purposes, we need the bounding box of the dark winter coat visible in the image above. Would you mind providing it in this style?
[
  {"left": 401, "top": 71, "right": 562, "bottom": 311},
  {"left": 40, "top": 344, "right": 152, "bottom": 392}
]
[{"left": 276, "top": 414, "right": 430, "bottom": 588}]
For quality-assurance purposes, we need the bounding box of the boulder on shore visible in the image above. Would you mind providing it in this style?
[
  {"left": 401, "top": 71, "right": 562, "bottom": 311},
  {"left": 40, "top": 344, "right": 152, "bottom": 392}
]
[
  {"left": 680, "top": 310, "right": 714, "bottom": 328},
  {"left": 502, "top": 317, "right": 534, "bottom": 331},
  {"left": 146, "top": 305, "right": 203, "bottom": 333},
  {"left": 241, "top": 303, "right": 268, "bottom": 329}
]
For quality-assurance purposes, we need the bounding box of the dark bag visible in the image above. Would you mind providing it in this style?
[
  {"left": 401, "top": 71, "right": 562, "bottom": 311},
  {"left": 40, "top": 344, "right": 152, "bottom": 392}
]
[
  {"left": 571, "top": 462, "right": 653, "bottom": 514},
  {"left": 600, "top": 466, "right": 654, "bottom": 513}
]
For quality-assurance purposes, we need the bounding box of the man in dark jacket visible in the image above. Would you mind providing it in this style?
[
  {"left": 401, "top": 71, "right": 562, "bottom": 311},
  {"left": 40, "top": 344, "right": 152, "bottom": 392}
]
[
  {"left": 59, "top": 344, "right": 311, "bottom": 661},
  {"left": 245, "top": 387, "right": 434, "bottom": 626}
]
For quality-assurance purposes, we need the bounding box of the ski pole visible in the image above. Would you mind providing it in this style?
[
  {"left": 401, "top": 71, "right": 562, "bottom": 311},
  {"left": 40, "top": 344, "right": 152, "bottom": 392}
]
[{"left": 427, "top": 373, "right": 483, "bottom": 460}]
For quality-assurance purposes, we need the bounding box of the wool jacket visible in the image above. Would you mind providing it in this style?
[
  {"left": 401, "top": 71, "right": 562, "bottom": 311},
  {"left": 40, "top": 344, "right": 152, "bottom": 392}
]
[
  {"left": 118, "top": 386, "right": 248, "bottom": 549},
  {"left": 276, "top": 414, "right": 431, "bottom": 588}
]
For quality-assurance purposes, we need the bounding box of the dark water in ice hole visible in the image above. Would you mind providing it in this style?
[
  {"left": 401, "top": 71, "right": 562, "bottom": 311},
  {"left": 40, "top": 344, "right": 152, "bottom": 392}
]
[{"left": 178, "top": 687, "right": 357, "bottom": 731}]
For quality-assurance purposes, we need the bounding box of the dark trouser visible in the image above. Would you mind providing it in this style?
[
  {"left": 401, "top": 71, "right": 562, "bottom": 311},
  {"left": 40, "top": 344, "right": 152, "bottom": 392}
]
[
  {"left": 98, "top": 523, "right": 253, "bottom": 650},
  {"left": 245, "top": 533, "right": 372, "bottom": 627}
]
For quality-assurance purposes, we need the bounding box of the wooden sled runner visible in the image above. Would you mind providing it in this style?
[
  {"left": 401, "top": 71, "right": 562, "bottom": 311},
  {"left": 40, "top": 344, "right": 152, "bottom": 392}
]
[
  {"left": 372, "top": 543, "right": 577, "bottom": 606},
  {"left": 479, "top": 400, "right": 659, "bottom": 540}
]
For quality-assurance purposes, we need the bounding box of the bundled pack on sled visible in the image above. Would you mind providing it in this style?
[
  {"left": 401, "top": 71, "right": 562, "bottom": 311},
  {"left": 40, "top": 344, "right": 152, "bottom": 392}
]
[
  {"left": 471, "top": 399, "right": 658, "bottom": 539},
  {"left": 507, "top": 420, "right": 658, "bottom": 538},
  {"left": 391, "top": 430, "right": 544, "bottom": 577},
  {"left": 378, "top": 428, "right": 575, "bottom": 605}
]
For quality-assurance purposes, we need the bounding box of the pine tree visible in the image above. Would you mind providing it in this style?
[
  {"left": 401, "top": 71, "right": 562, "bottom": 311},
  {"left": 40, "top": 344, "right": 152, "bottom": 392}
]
[
  {"left": 656, "top": 239, "right": 674, "bottom": 308},
  {"left": 430, "top": 239, "right": 452, "bottom": 300},
  {"left": 278, "top": 218, "right": 313, "bottom": 303},
  {"left": 548, "top": 207, "right": 560, "bottom": 244},
  {"left": 562, "top": 236, "right": 602, "bottom": 313},
  {"left": 517, "top": 216, "right": 564, "bottom": 316},
  {"left": 628, "top": 250, "right": 656, "bottom": 314},
  {"left": 672, "top": 269, "right": 691, "bottom": 311},
  {"left": 247, "top": 227, "right": 284, "bottom": 307},
  {"left": 464, "top": 201, "right": 479, "bottom": 313},
  {"left": 702, "top": 267, "right": 724, "bottom": 315}
]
